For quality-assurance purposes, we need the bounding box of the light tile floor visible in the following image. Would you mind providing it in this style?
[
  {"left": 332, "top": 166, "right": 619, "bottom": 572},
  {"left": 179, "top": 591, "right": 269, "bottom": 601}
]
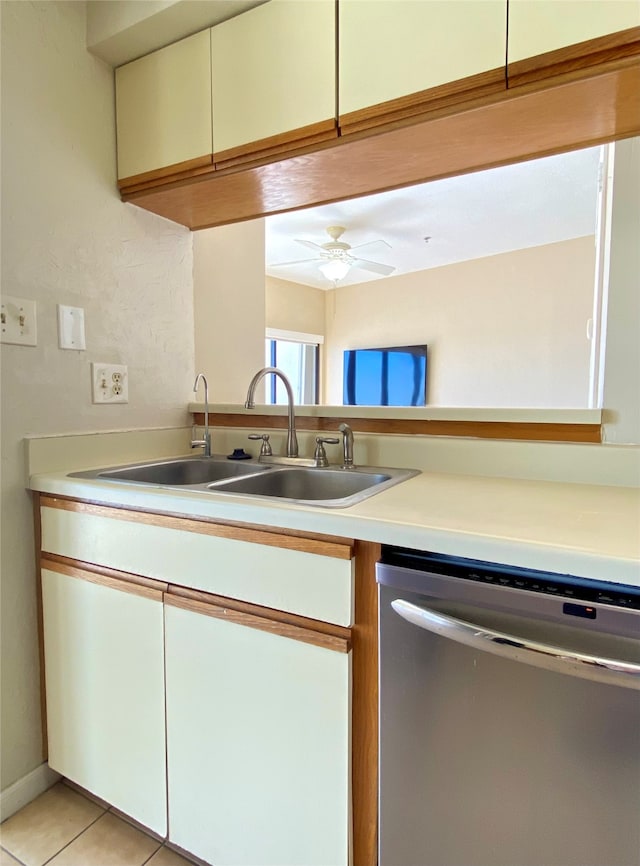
[{"left": 0, "top": 783, "right": 195, "bottom": 866}]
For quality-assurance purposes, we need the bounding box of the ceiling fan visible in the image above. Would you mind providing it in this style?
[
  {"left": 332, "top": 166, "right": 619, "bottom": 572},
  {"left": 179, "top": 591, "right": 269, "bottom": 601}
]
[{"left": 270, "top": 225, "right": 396, "bottom": 283}]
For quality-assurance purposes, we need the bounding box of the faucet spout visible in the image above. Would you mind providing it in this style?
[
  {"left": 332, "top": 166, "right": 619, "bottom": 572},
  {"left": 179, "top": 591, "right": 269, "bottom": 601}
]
[
  {"left": 192, "top": 372, "right": 211, "bottom": 457},
  {"left": 245, "top": 367, "right": 299, "bottom": 458}
]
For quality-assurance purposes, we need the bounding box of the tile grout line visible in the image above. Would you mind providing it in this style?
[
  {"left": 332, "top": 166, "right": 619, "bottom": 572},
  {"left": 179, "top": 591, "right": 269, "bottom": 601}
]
[
  {"left": 39, "top": 808, "right": 108, "bottom": 866},
  {"left": 139, "top": 840, "right": 163, "bottom": 866},
  {"left": 1, "top": 844, "right": 29, "bottom": 866}
]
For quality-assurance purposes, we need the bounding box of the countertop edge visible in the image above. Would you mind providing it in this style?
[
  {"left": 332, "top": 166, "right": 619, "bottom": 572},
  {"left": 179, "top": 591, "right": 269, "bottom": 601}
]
[{"left": 29, "top": 468, "right": 640, "bottom": 588}]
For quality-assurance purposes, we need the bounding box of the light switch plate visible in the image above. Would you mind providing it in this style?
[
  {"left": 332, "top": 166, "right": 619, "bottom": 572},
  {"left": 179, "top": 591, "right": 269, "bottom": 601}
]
[
  {"left": 1, "top": 296, "right": 37, "bottom": 346},
  {"left": 92, "top": 363, "right": 128, "bottom": 404},
  {"left": 58, "top": 305, "right": 86, "bottom": 350}
]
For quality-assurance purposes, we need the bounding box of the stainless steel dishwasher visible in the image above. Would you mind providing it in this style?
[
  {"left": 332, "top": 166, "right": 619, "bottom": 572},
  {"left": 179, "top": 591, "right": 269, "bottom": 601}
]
[{"left": 376, "top": 547, "right": 640, "bottom": 866}]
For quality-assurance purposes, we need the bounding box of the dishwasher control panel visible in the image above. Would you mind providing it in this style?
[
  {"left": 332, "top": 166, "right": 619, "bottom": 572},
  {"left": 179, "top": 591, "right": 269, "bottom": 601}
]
[{"left": 379, "top": 546, "right": 640, "bottom": 610}]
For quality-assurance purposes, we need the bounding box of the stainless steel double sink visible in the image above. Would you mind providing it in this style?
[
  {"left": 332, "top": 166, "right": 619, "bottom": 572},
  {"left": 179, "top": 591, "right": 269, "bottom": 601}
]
[{"left": 70, "top": 455, "right": 419, "bottom": 508}]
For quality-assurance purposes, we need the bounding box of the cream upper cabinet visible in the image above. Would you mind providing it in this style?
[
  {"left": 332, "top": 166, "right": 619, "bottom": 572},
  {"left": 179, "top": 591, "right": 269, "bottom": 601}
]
[
  {"left": 339, "top": 0, "right": 507, "bottom": 117},
  {"left": 508, "top": 0, "right": 640, "bottom": 63},
  {"left": 210, "top": 0, "right": 336, "bottom": 157},
  {"left": 115, "top": 30, "right": 212, "bottom": 182}
]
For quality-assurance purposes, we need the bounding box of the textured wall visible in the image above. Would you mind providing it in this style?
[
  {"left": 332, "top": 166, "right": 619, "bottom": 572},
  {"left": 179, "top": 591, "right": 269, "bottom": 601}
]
[
  {"left": 0, "top": 1, "right": 194, "bottom": 790},
  {"left": 323, "top": 237, "right": 595, "bottom": 407},
  {"left": 193, "top": 221, "right": 265, "bottom": 403}
]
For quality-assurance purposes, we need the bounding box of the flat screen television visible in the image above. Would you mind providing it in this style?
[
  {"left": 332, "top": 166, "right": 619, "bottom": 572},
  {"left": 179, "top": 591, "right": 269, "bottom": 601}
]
[{"left": 343, "top": 345, "right": 428, "bottom": 406}]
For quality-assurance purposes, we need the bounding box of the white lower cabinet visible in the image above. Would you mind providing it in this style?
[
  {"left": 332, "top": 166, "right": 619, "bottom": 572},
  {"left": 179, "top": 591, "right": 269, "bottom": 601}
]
[
  {"left": 165, "top": 599, "right": 351, "bottom": 866},
  {"left": 41, "top": 566, "right": 167, "bottom": 835}
]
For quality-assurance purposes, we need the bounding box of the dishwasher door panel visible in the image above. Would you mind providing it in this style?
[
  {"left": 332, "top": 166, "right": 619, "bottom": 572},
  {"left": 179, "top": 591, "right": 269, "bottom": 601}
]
[{"left": 379, "top": 584, "right": 640, "bottom": 866}]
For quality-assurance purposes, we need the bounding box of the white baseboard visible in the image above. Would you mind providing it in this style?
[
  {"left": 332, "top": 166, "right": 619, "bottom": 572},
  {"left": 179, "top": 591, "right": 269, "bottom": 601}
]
[{"left": 0, "top": 763, "right": 60, "bottom": 822}]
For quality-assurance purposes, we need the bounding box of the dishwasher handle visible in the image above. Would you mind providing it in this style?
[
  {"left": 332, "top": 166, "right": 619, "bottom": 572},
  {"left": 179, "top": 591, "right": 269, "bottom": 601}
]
[{"left": 391, "top": 599, "right": 640, "bottom": 691}]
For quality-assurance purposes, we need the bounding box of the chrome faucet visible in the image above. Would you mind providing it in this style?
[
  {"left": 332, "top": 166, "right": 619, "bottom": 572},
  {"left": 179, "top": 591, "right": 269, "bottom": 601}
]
[
  {"left": 245, "top": 367, "right": 298, "bottom": 458},
  {"left": 339, "top": 422, "right": 355, "bottom": 468},
  {"left": 191, "top": 373, "right": 211, "bottom": 457}
]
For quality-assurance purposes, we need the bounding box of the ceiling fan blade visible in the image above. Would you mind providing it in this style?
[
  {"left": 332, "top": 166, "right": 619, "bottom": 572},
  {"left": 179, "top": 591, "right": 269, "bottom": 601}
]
[
  {"left": 350, "top": 239, "right": 392, "bottom": 251},
  {"left": 351, "top": 258, "right": 396, "bottom": 276},
  {"left": 295, "top": 239, "right": 326, "bottom": 251},
  {"left": 268, "top": 256, "right": 321, "bottom": 267}
]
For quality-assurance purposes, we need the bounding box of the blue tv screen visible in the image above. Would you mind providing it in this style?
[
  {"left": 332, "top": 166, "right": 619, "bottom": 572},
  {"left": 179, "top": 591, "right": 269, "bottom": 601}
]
[{"left": 343, "top": 345, "right": 428, "bottom": 406}]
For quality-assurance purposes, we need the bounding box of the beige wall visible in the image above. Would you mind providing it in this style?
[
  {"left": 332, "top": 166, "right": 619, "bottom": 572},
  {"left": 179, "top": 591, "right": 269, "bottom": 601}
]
[
  {"left": 324, "top": 237, "right": 595, "bottom": 407},
  {"left": 265, "top": 276, "right": 326, "bottom": 336},
  {"left": 194, "top": 221, "right": 266, "bottom": 403},
  {"left": 602, "top": 137, "right": 640, "bottom": 444},
  {"left": 1, "top": 1, "right": 194, "bottom": 791}
]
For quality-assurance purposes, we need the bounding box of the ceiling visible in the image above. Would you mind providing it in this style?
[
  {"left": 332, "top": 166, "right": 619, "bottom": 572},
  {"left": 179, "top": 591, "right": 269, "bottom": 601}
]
[{"left": 265, "top": 145, "right": 602, "bottom": 291}]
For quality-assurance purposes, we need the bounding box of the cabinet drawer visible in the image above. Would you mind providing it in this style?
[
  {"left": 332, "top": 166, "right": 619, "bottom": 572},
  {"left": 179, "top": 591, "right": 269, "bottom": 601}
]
[{"left": 41, "top": 501, "right": 354, "bottom": 626}]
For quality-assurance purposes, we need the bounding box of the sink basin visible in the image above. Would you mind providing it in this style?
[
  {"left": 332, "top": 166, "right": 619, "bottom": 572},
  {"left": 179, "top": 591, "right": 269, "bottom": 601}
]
[
  {"left": 211, "top": 466, "right": 418, "bottom": 507},
  {"left": 71, "top": 457, "right": 269, "bottom": 486},
  {"left": 69, "top": 457, "right": 419, "bottom": 507}
]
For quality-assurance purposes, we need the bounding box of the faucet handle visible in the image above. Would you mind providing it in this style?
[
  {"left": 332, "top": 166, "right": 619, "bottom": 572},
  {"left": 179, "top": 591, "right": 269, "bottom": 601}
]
[
  {"left": 314, "top": 436, "right": 340, "bottom": 468},
  {"left": 248, "top": 433, "right": 272, "bottom": 458}
]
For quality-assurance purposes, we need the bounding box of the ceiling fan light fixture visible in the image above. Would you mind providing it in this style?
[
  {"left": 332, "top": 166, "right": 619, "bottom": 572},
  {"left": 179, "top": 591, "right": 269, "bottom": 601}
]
[{"left": 319, "top": 259, "right": 351, "bottom": 282}]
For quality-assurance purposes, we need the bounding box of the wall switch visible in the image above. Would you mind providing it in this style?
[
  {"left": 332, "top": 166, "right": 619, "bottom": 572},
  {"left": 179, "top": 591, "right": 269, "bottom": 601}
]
[
  {"left": 1, "top": 296, "right": 37, "bottom": 346},
  {"left": 92, "top": 363, "right": 128, "bottom": 404},
  {"left": 58, "top": 305, "right": 86, "bottom": 350}
]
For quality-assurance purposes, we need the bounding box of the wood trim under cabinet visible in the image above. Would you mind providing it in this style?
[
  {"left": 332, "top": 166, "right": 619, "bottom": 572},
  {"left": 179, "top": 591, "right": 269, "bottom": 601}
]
[
  {"left": 117, "top": 154, "right": 213, "bottom": 194},
  {"left": 196, "top": 413, "right": 602, "bottom": 444},
  {"left": 507, "top": 26, "right": 640, "bottom": 90},
  {"left": 165, "top": 591, "right": 350, "bottom": 654},
  {"left": 40, "top": 496, "right": 354, "bottom": 560},
  {"left": 122, "top": 63, "right": 640, "bottom": 231},
  {"left": 351, "top": 541, "right": 381, "bottom": 866},
  {"left": 214, "top": 118, "right": 338, "bottom": 171},
  {"left": 167, "top": 584, "right": 352, "bottom": 643},
  {"left": 42, "top": 553, "right": 169, "bottom": 595},
  {"left": 339, "top": 67, "right": 506, "bottom": 137},
  {"left": 41, "top": 555, "right": 167, "bottom": 602}
]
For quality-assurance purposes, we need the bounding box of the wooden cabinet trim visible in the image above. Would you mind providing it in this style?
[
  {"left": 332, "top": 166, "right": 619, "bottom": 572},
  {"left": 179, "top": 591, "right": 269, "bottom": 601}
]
[
  {"left": 351, "top": 540, "right": 380, "bottom": 866},
  {"left": 41, "top": 555, "right": 166, "bottom": 602},
  {"left": 41, "top": 553, "right": 169, "bottom": 596},
  {"left": 507, "top": 26, "right": 640, "bottom": 89},
  {"left": 165, "top": 592, "right": 350, "bottom": 654},
  {"left": 339, "top": 67, "right": 506, "bottom": 137},
  {"left": 117, "top": 154, "right": 213, "bottom": 194},
  {"left": 214, "top": 119, "right": 338, "bottom": 171},
  {"left": 40, "top": 497, "right": 354, "bottom": 559},
  {"left": 196, "top": 412, "right": 602, "bottom": 444},
  {"left": 33, "top": 492, "right": 49, "bottom": 761},
  {"left": 121, "top": 62, "right": 640, "bottom": 231},
  {"left": 167, "top": 584, "right": 351, "bottom": 642}
]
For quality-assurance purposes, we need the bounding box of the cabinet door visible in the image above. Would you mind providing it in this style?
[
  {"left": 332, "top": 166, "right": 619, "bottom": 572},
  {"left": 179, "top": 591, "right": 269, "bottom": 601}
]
[
  {"left": 165, "top": 599, "right": 350, "bottom": 866},
  {"left": 508, "top": 0, "right": 640, "bottom": 63},
  {"left": 339, "top": 0, "right": 506, "bottom": 118},
  {"left": 210, "top": 0, "right": 336, "bottom": 164},
  {"left": 115, "top": 30, "right": 212, "bottom": 183},
  {"left": 41, "top": 566, "right": 167, "bottom": 835}
]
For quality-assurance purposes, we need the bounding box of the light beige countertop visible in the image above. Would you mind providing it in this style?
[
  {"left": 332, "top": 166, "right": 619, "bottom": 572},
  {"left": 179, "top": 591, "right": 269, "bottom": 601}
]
[{"left": 30, "top": 465, "right": 640, "bottom": 588}]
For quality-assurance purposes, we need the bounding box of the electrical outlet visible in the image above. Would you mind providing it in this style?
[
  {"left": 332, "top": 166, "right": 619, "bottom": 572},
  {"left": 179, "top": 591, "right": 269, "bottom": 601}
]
[
  {"left": 1, "top": 296, "right": 37, "bottom": 346},
  {"left": 92, "top": 363, "right": 128, "bottom": 404}
]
